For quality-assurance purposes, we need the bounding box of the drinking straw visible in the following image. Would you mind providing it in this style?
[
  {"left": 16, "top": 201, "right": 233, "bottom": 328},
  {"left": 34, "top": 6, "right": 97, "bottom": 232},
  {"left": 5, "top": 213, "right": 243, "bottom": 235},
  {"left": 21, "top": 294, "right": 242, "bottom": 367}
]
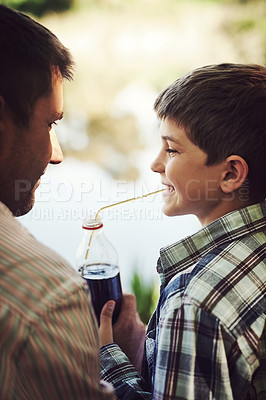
[
  {"left": 95, "top": 188, "right": 165, "bottom": 219},
  {"left": 84, "top": 188, "right": 165, "bottom": 262}
]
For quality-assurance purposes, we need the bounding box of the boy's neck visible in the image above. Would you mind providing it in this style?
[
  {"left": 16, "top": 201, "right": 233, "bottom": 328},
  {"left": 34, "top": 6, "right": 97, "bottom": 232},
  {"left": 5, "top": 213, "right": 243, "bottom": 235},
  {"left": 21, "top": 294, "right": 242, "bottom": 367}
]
[{"left": 199, "top": 196, "right": 259, "bottom": 227}]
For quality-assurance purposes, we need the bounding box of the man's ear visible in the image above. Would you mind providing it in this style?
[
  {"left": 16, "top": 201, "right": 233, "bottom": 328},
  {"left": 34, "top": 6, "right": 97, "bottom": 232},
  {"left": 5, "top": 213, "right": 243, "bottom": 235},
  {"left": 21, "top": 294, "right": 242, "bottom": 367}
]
[{"left": 221, "top": 155, "right": 249, "bottom": 194}]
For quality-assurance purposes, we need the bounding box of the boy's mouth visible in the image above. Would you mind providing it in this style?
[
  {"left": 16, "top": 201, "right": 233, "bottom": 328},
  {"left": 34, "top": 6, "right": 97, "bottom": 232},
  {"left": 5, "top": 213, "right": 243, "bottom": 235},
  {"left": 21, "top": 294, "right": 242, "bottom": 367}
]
[{"left": 162, "top": 183, "right": 175, "bottom": 194}]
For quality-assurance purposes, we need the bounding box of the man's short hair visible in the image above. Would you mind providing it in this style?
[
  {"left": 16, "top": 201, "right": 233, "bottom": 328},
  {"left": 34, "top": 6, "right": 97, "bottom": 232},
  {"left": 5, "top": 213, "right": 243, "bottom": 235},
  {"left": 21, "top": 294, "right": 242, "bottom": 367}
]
[
  {"left": 0, "top": 5, "right": 74, "bottom": 126},
  {"left": 154, "top": 63, "right": 266, "bottom": 201}
]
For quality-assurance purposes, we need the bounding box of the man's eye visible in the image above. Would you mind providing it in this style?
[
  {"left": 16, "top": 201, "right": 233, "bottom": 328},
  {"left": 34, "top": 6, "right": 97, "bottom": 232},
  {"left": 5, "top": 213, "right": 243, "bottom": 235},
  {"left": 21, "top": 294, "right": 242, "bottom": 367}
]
[{"left": 48, "top": 121, "right": 58, "bottom": 130}]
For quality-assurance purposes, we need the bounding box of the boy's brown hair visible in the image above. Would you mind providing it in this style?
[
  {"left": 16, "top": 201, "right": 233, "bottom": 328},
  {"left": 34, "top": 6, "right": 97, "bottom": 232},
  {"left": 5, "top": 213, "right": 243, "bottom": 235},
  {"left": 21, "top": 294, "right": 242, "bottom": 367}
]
[{"left": 154, "top": 63, "right": 266, "bottom": 201}]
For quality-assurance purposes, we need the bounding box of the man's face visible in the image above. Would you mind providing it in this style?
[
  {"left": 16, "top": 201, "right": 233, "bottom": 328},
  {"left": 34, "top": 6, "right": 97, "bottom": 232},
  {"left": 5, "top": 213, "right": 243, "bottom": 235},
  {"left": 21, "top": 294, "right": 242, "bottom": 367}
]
[
  {"left": 151, "top": 119, "right": 227, "bottom": 226},
  {"left": 0, "top": 70, "right": 64, "bottom": 216}
]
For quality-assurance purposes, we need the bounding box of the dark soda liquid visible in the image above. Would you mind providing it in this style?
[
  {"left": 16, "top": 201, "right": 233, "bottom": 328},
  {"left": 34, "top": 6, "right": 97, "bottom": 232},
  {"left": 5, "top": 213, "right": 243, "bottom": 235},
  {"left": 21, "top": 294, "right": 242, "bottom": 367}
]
[{"left": 82, "top": 267, "right": 122, "bottom": 325}]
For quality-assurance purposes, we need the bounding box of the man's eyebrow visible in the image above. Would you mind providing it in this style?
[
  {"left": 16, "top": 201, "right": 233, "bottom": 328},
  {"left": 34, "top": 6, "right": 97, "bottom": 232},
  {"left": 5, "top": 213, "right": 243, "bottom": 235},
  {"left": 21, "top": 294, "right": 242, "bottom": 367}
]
[{"left": 161, "top": 135, "right": 184, "bottom": 146}]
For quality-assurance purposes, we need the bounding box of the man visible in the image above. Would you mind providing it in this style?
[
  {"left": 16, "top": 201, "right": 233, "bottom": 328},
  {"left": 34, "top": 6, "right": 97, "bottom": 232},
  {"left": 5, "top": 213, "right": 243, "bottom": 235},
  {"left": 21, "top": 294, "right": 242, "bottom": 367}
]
[{"left": 0, "top": 5, "right": 114, "bottom": 399}]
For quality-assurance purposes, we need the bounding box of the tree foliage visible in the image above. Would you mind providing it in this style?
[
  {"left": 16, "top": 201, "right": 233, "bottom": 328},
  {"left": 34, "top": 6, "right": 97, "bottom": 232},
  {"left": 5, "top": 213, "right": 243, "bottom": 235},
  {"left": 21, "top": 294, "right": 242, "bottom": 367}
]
[
  {"left": 3, "top": 0, "right": 75, "bottom": 17},
  {"left": 131, "top": 270, "right": 158, "bottom": 325}
]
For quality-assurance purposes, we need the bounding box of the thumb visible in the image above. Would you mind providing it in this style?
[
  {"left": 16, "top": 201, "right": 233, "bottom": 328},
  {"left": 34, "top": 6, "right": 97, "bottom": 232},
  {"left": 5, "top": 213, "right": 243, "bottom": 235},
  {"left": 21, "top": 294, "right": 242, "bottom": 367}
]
[{"left": 99, "top": 300, "right": 115, "bottom": 347}]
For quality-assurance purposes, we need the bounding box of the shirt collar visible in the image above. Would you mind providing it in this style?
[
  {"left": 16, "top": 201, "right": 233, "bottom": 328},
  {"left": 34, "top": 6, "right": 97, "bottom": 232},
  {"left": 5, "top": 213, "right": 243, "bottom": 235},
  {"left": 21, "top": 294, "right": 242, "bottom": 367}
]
[{"left": 157, "top": 201, "right": 266, "bottom": 288}]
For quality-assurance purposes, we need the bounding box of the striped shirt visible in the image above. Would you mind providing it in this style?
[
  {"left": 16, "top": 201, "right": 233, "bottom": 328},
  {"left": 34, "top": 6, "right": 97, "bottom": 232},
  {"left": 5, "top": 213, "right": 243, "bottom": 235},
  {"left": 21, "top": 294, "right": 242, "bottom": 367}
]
[
  {"left": 100, "top": 201, "right": 266, "bottom": 399},
  {"left": 0, "top": 201, "right": 115, "bottom": 399}
]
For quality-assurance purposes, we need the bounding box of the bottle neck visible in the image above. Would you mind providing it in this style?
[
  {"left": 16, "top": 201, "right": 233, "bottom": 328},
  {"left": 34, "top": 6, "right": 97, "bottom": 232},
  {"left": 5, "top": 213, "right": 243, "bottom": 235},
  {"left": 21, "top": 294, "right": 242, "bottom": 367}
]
[{"left": 82, "top": 217, "right": 103, "bottom": 231}]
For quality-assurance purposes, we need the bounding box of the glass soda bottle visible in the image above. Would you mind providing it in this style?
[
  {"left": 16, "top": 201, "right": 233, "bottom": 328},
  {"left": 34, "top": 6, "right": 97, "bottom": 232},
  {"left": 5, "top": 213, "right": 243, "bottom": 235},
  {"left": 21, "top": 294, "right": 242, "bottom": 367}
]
[{"left": 75, "top": 217, "right": 122, "bottom": 325}]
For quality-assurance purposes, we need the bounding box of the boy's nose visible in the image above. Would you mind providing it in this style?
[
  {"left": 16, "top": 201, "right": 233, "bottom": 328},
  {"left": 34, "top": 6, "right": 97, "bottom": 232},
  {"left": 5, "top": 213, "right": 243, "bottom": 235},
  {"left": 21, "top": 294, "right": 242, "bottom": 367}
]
[
  {"left": 49, "top": 128, "right": 63, "bottom": 165},
  {"left": 150, "top": 151, "right": 165, "bottom": 174}
]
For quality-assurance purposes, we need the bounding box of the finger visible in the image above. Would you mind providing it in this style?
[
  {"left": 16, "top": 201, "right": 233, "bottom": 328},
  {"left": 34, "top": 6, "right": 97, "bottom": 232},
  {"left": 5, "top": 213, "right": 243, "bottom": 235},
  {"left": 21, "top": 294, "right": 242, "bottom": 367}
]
[
  {"left": 99, "top": 300, "right": 115, "bottom": 347},
  {"left": 101, "top": 300, "right": 116, "bottom": 321},
  {"left": 121, "top": 293, "right": 137, "bottom": 313}
]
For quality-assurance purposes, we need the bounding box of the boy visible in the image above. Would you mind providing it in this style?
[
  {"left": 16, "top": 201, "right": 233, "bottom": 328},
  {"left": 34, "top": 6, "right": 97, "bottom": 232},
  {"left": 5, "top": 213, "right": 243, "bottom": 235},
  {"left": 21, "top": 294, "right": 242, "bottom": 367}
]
[{"left": 99, "top": 64, "right": 266, "bottom": 399}]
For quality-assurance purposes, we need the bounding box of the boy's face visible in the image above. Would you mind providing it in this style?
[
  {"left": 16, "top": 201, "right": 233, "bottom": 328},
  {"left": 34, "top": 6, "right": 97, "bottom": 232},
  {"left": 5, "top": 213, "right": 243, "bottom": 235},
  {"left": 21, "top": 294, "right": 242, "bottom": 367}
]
[{"left": 151, "top": 119, "right": 227, "bottom": 225}]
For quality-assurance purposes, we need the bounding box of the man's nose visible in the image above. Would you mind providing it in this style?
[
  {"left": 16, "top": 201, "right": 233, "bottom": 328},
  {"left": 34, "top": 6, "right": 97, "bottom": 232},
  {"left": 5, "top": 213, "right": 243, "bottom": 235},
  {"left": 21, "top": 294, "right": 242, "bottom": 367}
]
[{"left": 49, "top": 128, "right": 63, "bottom": 165}]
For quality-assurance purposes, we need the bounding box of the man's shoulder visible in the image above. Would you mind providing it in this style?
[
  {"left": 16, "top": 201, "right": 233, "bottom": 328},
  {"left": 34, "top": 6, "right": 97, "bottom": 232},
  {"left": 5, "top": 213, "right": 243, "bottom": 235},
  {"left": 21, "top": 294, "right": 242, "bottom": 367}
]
[{"left": 0, "top": 203, "right": 85, "bottom": 323}]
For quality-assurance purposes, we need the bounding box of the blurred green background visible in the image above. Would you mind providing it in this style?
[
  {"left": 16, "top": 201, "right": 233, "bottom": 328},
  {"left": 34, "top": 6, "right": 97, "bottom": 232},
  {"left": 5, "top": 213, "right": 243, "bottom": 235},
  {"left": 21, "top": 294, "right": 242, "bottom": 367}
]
[{"left": 3, "top": 0, "right": 266, "bottom": 322}]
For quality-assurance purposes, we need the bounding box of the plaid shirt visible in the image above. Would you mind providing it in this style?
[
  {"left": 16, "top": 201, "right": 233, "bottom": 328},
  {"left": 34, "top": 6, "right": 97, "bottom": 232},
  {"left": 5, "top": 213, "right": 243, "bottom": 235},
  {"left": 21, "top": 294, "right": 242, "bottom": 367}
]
[
  {"left": 100, "top": 201, "right": 266, "bottom": 399},
  {"left": 0, "top": 202, "right": 114, "bottom": 399}
]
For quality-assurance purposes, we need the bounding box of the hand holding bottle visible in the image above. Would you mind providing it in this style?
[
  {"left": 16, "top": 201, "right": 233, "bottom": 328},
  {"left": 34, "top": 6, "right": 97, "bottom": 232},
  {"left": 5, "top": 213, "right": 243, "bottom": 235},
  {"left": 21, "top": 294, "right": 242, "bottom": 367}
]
[{"left": 100, "top": 294, "right": 146, "bottom": 373}]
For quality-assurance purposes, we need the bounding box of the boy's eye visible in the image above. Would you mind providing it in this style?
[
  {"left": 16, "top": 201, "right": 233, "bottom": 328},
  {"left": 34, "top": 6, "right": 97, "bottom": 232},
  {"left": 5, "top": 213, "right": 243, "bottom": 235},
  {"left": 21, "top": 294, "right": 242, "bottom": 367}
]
[{"left": 166, "top": 148, "right": 180, "bottom": 156}]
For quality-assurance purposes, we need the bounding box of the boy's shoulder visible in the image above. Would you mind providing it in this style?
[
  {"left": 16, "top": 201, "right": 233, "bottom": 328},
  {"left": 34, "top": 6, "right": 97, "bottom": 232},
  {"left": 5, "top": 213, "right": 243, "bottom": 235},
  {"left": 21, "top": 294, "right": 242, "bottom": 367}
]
[
  {"left": 159, "top": 219, "right": 265, "bottom": 333},
  {"left": 183, "top": 230, "right": 266, "bottom": 333}
]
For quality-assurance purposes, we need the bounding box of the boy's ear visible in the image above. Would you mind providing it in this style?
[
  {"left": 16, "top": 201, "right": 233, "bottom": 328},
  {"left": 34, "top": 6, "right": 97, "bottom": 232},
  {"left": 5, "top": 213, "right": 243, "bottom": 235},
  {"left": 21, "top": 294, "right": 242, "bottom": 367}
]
[{"left": 221, "top": 155, "right": 249, "bottom": 194}]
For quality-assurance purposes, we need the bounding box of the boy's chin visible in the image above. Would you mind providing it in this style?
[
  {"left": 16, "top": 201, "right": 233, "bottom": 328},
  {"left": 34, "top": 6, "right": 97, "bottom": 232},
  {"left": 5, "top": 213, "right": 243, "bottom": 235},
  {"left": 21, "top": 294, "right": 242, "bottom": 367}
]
[
  {"left": 162, "top": 201, "right": 193, "bottom": 217},
  {"left": 162, "top": 205, "right": 180, "bottom": 217}
]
